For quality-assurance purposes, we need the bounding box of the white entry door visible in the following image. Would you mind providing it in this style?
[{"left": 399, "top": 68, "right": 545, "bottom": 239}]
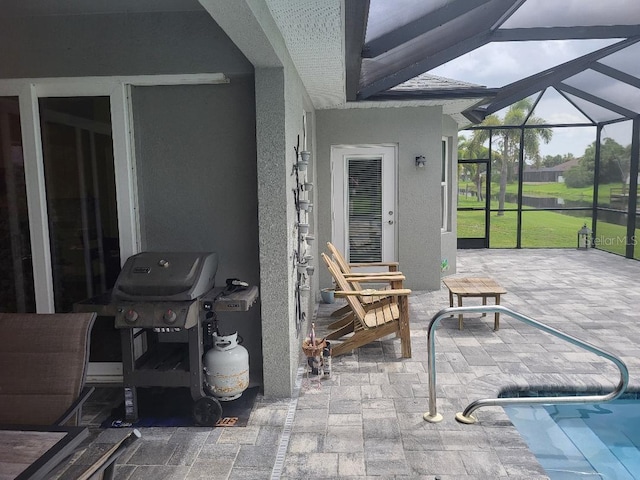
[{"left": 331, "top": 145, "right": 397, "bottom": 266}]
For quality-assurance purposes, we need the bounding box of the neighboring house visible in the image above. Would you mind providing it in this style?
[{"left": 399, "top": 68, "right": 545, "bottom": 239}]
[
  {"left": 0, "top": 1, "right": 481, "bottom": 398},
  {"left": 523, "top": 159, "right": 580, "bottom": 183}
]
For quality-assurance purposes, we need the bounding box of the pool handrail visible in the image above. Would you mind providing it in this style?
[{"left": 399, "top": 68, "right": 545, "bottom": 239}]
[{"left": 423, "top": 305, "right": 629, "bottom": 424}]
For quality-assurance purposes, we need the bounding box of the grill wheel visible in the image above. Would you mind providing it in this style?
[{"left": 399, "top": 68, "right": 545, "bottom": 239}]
[{"left": 192, "top": 396, "right": 222, "bottom": 426}]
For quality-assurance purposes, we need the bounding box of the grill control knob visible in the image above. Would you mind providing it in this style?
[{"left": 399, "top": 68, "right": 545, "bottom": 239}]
[
  {"left": 124, "top": 309, "right": 138, "bottom": 323},
  {"left": 163, "top": 309, "right": 177, "bottom": 324}
]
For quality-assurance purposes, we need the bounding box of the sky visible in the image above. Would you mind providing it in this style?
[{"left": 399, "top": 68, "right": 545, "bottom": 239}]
[{"left": 423, "top": 0, "right": 640, "bottom": 157}]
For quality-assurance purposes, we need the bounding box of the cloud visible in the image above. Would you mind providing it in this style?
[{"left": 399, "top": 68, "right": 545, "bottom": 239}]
[{"left": 431, "top": 39, "right": 614, "bottom": 88}]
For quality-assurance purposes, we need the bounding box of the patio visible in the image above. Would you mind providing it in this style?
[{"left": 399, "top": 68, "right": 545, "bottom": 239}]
[{"left": 61, "top": 248, "right": 640, "bottom": 479}]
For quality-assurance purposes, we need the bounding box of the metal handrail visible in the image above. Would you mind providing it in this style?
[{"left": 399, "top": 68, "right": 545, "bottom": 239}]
[{"left": 423, "top": 305, "right": 629, "bottom": 424}]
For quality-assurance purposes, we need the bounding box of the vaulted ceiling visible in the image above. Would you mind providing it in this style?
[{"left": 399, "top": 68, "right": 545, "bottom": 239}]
[{"left": 345, "top": 0, "right": 640, "bottom": 125}]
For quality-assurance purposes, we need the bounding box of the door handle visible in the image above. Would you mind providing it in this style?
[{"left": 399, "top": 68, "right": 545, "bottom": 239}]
[{"left": 388, "top": 220, "right": 394, "bottom": 225}]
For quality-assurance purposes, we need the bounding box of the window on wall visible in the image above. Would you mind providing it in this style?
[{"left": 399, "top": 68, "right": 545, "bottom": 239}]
[{"left": 441, "top": 137, "right": 450, "bottom": 231}]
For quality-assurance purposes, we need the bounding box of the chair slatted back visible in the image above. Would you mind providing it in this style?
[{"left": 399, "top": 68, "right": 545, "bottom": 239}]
[
  {"left": 321, "top": 253, "right": 368, "bottom": 321},
  {"left": 0, "top": 312, "right": 96, "bottom": 425},
  {"left": 326, "top": 242, "right": 366, "bottom": 291},
  {"left": 326, "top": 242, "right": 350, "bottom": 274}
]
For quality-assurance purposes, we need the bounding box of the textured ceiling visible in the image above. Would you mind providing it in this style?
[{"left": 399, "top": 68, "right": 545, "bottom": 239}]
[{"left": 265, "top": 0, "right": 345, "bottom": 110}]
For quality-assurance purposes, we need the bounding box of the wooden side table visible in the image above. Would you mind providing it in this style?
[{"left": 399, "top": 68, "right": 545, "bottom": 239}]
[{"left": 442, "top": 277, "right": 507, "bottom": 330}]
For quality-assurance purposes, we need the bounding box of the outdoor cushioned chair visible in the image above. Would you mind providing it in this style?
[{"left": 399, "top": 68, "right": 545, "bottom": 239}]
[
  {"left": 0, "top": 312, "right": 96, "bottom": 426},
  {"left": 321, "top": 253, "right": 412, "bottom": 358}
]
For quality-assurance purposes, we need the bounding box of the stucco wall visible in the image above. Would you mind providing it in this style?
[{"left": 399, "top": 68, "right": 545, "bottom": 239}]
[
  {"left": 208, "top": 0, "right": 319, "bottom": 398},
  {"left": 131, "top": 79, "right": 262, "bottom": 381},
  {"left": 254, "top": 63, "right": 317, "bottom": 398},
  {"left": 316, "top": 107, "right": 443, "bottom": 292}
]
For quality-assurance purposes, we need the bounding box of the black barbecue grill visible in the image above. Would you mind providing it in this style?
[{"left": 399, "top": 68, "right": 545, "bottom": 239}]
[{"left": 111, "top": 251, "right": 223, "bottom": 425}]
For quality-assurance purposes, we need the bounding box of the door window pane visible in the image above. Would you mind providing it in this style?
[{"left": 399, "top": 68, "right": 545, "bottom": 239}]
[
  {"left": 0, "top": 97, "right": 35, "bottom": 312},
  {"left": 39, "top": 97, "right": 120, "bottom": 312},
  {"left": 348, "top": 157, "right": 382, "bottom": 262}
]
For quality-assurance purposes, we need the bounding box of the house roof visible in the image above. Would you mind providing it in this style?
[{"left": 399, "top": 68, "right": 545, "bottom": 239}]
[{"left": 523, "top": 158, "right": 580, "bottom": 173}]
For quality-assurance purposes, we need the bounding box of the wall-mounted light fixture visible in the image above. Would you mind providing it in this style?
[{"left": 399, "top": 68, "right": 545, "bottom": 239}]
[{"left": 415, "top": 155, "right": 427, "bottom": 168}]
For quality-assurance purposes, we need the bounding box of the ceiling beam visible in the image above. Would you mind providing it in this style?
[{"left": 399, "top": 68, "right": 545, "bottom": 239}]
[
  {"left": 482, "top": 37, "right": 640, "bottom": 115},
  {"left": 555, "top": 87, "right": 597, "bottom": 125},
  {"left": 590, "top": 62, "right": 640, "bottom": 89},
  {"left": 344, "top": 0, "right": 370, "bottom": 102},
  {"left": 557, "top": 82, "right": 638, "bottom": 119},
  {"left": 362, "top": 0, "right": 490, "bottom": 59},
  {"left": 493, "top": 24, "right": 640, "bottom": 42},
  {"left": 490, "top": 0, "right": 526, "bottom": 30}
]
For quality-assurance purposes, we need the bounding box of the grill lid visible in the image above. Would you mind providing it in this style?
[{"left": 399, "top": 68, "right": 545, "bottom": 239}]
[{"left": 112, "top": 251, "right": 218, "bottom": 301}]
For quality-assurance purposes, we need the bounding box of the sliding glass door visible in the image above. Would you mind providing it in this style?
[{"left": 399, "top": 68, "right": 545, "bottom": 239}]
[
  {"left": 0, "top": 97, "right": 35, "bottom": 312},
  {"left": 39, "top": 96, "right": 121, "bottom": 312}
]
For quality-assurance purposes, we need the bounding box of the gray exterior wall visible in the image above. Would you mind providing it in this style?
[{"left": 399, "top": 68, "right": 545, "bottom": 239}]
[
  {"left": 0, "top": 8, "right": 271, "bottom": 383},
  {"left": 0, "top": 2, "right": 320, "bottom": 398},
  {"left": 206, "top": 0, "right": 320, "bottom": 397},
  {"left": 0, "top": 10, "right": 252, "bottom": 78},
  {"left": 254, "top": 63, "right": 317, "bottom": 398},
  {"left": 131, "top": 79, "right": 262, "bottom": 380},
  {"left": 316, "top": 107, "right": 443, "bottom": 292}
]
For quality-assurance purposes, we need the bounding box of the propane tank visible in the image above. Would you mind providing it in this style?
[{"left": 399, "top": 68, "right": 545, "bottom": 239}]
[{"left": 204, "top": 332, "right": 249, "bottom": 401}]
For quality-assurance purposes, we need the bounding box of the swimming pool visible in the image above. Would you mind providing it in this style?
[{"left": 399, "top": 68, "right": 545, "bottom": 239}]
[{"left": 505, "top": 399, "right": 640, "bottom": 479}]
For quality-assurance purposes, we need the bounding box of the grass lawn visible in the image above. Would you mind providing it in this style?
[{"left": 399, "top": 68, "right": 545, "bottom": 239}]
[
  {"left": 458, "top": 181, "right": 626, "bottom": 205},
  {"left": 458, "top": 195, "right": 634, "bottom": 253},
  {"left": 457, "top": 181, "right": 638, "bottom": 256}
]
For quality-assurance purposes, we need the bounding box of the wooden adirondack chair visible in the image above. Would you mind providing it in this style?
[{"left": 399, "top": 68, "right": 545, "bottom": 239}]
[
  {"left": 325, "top": 241, "right": 405, "bottom": 334},
  {"left": 321, "top": 253, "right": 411, "bottom": 358}
]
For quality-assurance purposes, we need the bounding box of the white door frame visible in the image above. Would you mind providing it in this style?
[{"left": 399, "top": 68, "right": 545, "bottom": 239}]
[
  {"left": 331, "top": 144, "right": 398, "bottom": 263},
  {"left": 11, "top": 80, "right": 140, "bottom": 312}
]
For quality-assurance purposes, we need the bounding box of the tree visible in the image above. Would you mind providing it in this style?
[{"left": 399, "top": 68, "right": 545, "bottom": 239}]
[
  {"left": 457, "top": 135, "right": 488, "bottom": 202},
  {"left": 470, "top": 99, "right": 552, "bottom": 215},
  {"left": 581, "top": 137, "right": 630, "bottom": 184}
]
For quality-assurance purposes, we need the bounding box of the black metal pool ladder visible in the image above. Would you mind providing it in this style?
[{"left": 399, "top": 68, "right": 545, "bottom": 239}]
[{"left": 423, "top": 305, "right": 629, "bottom": 424}]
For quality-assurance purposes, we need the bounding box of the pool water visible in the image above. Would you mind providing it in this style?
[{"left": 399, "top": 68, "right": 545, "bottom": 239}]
[{"left": 505, "top": 399, "right": 640, "bottom": 480}]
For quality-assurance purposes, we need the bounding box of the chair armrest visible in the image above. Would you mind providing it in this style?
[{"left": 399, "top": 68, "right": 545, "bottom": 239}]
[
  {"left": 335, "top": 288, "right": 411, "bottom": 297},
  {"left": 344, "top": 274, "right": 405, "bottom": 283},
  {"left": 343, "top": 272, "right": 404, "bottom": 277},
  {"left": 54, "top": 386, "right": 95, "bottom": 426}
]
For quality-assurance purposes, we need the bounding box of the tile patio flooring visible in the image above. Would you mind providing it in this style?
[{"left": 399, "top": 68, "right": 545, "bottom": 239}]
[{"left": 59, "top": 248, "right": 640, "bottom": 479}]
